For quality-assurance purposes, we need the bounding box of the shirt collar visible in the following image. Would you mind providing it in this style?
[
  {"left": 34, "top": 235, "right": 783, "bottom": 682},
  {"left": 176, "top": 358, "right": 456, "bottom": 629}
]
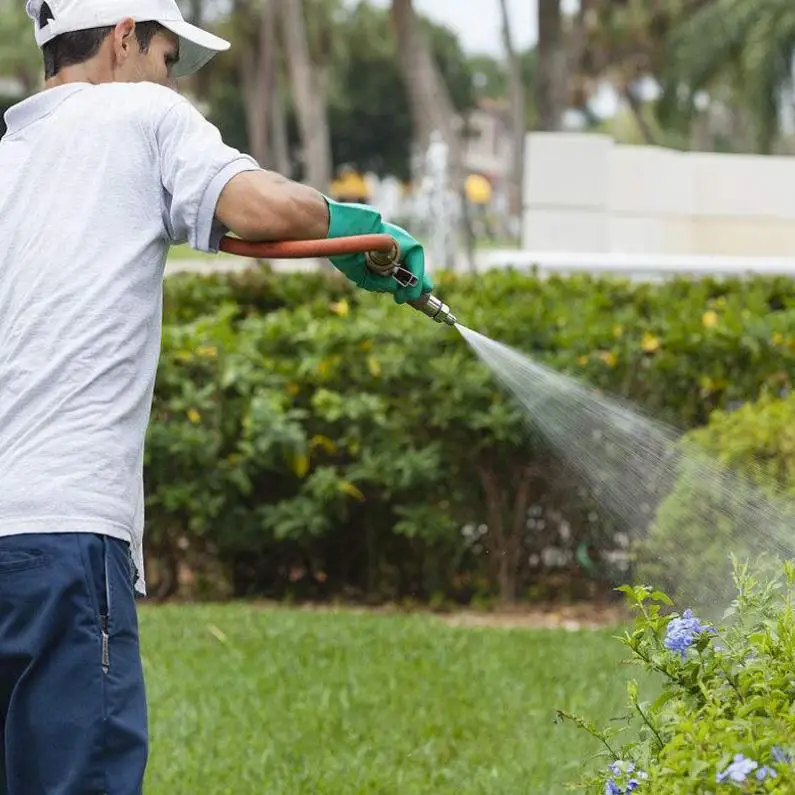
[{"left": 3, "top": 83, "right": 89, "bottom": 136}]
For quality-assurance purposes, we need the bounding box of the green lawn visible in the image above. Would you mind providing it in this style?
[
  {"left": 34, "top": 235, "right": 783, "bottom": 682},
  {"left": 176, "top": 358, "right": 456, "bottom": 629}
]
[
  {"left": 166, "top": 244, "right": 238, "bottom": 263},
  {"left": 140, "top": 605, "right": 633, "bottom": 794}
]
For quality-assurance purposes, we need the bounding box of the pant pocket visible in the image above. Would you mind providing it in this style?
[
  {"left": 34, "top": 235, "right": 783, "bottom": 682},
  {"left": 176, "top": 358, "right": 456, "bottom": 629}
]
[
  {"left": 0, "top": 545, "right": 50, "bottom": 574},
  {"left": 81, "top": 534, "right": 112, "bottom": 675}
]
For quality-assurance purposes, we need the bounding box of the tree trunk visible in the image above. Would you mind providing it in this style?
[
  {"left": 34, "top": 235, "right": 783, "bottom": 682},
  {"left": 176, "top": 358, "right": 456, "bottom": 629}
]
[
  {"left": 689, "top": 111, "right": 712, "bottom": 151},
  {"left": 498, "top": 0, "right": 526, "bottom": 224},
  {"left": 183, "top": 0, "right": 212, "bottom": 98},
  {"left": 391, "top": 0, "right": 459, "bottom": 156},
  {"left": 478, "top": 465, "right": 534, "bottom": 605},
  {"left": 535, "top": 0, "right": 568, "bottom": 131},
  {"left": 624, "top": 83, "right": 656, "bottom": 145},
  {"left": 185, "top": 0, "right": 204, "bottom": 26},
  {"left": 275, "top": 0, "right": 333, "bottom": 191},
  {"left": 270, "top": 71, "right": 292, "bottom": 177},
  {"left": 391, "top": 0, "right": 471, "bottom": 271},
  {"left": 240, "top": 0, "right": 276, "bottom": 168},
  {"left": 147, "top": 529, "right": 181, "bottom": 601}
]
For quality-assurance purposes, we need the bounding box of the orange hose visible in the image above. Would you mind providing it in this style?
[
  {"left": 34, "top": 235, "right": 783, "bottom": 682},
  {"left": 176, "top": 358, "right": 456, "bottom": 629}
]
[{"left": 219, "top": 233, "right": 396, "bottom": 260}]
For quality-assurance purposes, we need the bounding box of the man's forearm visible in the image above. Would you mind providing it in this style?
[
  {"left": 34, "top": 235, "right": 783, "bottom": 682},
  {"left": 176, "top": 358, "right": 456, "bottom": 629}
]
[{"left": 216, "top": 170, "right": 330, "bottom": 242}]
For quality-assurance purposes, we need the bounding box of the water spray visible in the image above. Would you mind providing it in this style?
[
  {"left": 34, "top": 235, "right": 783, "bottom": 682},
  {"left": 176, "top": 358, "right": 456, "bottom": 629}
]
[{"left": 219, "top": 233, "right": 458, "bottom": 327}]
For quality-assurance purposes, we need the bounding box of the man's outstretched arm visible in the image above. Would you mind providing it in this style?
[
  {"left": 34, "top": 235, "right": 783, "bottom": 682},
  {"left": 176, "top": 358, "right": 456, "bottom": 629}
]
[
  {"left": 155, "top": 94, "right": 329, "bottom": 249},
  {"left": 216, "top": 170, "right": 329, "bottom": 242}
]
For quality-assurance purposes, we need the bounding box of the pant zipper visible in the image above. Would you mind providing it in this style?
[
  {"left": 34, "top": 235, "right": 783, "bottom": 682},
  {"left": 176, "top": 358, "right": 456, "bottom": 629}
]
[
  {"left": 100, "top": 537, "right": 111, "bottom": 674},
  {"left": 100, "top": 613, "right": 110, "bottom": 674}
]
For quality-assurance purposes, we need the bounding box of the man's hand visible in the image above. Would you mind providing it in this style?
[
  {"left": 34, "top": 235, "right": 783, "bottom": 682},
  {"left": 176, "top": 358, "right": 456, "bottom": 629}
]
[
  {"left": 216, "top": 171, "right": 330, "bottom": 242},
  {"left": 324, "top": 198, "right": 432, "bottom": 304}
]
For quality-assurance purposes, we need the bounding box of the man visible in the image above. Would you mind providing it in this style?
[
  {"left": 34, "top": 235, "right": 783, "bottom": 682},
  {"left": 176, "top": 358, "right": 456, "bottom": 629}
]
[{"left": 0, "top": 1, "right": 430, "bottom": 793}]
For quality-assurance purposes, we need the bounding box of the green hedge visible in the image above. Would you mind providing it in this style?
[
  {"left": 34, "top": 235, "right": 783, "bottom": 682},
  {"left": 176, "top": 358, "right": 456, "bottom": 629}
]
[
  {"left": 144, "top": 266, "right": 795, "bottom": 601},
  {"left": 638, "top": 391, "right": 795, "bottom": 610}
]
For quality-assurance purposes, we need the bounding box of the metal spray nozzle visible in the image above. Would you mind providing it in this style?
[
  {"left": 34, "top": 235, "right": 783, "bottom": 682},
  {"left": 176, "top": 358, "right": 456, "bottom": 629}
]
[
  {"left": 365, "top": 243, "right": 458, "bottom": 327},
  {"left": 408, "top": 293, "right": 457, "bottom": 326}
]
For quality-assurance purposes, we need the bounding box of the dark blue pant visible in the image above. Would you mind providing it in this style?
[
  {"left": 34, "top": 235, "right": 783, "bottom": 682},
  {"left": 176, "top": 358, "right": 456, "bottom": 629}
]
[{"left": 0, "top": 533, "right": 148, "bottom": 795}]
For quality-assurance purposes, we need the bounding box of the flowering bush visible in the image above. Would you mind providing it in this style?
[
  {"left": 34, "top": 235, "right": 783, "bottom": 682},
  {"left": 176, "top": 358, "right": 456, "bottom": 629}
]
[{"left": 559, "top": 559, "right": 795, "bottom": 793}]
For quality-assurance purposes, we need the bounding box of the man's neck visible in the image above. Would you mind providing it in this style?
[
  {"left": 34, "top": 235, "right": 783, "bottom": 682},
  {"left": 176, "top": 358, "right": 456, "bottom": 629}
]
[{"left": 45, "top": 63, "right": 107, "bottom": 90}]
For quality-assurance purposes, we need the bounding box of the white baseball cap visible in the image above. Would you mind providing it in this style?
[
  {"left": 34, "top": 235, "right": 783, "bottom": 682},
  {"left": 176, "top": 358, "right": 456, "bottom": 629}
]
[{"left": 26, "top": 0, "right": 231, "bottom": 78}]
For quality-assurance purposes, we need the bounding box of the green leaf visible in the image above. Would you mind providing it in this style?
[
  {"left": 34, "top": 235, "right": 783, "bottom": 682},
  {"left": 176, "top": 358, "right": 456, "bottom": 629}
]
[{"left": 651, "top": 591, "right": 674, "bottom": 606}]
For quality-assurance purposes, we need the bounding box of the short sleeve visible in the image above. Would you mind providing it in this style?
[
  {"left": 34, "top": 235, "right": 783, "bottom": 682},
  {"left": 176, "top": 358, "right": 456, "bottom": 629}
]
[{"left": 155, "top": 98, "right": 260, "bottom": 253}]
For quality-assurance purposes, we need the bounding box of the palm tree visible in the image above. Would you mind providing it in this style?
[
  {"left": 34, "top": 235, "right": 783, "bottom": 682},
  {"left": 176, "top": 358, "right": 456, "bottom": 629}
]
[
  {"left": 229, "top": 0, "right": 278, "bottom": 169},
  {"left": 390, "top": 0, "right": 472, "bottom": 270},
  {"left": 535, "top": 0, "right": 568, "bottom": 131},
  {"left": 661, "top": 0, "right": 795, "bottom": 153},
  {"left": 274, "top": 0, "right": 335, "bottom": 190},
  {"left": 497, "top": 0, "right": 526, "bottom": 221},
  {"left": 390, "top": 0, "right": 460, "bottom": 160}
]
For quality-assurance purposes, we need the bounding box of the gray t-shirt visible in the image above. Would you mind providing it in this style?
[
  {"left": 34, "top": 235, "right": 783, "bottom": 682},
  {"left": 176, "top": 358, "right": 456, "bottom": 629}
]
[{"left": 0, "top": 82, "right": 259, "bottom": 594}]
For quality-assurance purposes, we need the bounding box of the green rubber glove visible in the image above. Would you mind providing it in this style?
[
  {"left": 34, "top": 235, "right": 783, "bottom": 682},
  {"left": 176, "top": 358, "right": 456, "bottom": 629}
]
[{"left": 324, "top": 197, "right": 433, "bottom": 304}]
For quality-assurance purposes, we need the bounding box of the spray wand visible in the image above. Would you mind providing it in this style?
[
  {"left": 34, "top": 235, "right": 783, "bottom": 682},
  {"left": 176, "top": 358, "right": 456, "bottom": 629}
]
[{"left": 219, "top": 233, "right": 458, "bottom": 327}]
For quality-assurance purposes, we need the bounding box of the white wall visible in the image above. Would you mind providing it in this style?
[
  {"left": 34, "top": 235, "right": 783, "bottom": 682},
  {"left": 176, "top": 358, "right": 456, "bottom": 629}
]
[{"left": 522, "top": 133, "right": 795, "bottom": 257}]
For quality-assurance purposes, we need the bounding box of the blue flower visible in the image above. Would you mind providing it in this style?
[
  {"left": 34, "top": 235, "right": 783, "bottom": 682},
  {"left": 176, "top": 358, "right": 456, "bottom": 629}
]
[
  {"left": 605, "top": 761, "right": 647, "bottom": 793},
  {"left": 772, "top": 746, "right": 792, "bottom": 764},
  {"left": 717, "top": 754, "right": 758, "bottom": 783},
  {"left": 664, "top": 609, "right": 714, "bottom": 660},
  {"left": 756, "top": 765, "right": 778, "bottom": 781},
  {"left": 609, "top": 761, "right": 634, "bottom": 777}
]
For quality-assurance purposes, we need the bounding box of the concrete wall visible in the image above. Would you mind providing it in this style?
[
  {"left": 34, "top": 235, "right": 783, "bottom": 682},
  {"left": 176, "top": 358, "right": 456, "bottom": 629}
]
[{"left": 522, "top": 133, "right": 795, "bottom": 257}]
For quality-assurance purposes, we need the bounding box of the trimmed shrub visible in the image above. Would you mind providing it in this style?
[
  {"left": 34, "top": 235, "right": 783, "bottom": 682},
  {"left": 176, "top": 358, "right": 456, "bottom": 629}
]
[
  {"left": 146, "top": 267, "right": 795, "bottom": 601},
  {"left": 638, "top": 392, "right": 795, "bottom": 610}
]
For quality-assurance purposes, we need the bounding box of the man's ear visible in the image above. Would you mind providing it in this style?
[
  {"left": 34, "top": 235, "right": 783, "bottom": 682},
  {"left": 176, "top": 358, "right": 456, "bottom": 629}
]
[{"left": 111, "top": 17, "right": 137, "bottom": 62}]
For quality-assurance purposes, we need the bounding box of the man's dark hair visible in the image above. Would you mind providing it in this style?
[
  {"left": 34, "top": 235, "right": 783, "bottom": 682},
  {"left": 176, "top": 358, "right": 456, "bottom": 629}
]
[{"left": 39, "top": 3, "right": 165, "bottom": 79}]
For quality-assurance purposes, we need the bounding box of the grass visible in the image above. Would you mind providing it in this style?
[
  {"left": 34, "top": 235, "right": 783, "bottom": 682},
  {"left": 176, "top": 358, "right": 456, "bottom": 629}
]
[
  {"left": 166, "top": 244, "right": 237, "bottom": 263},
  {"left": 140, "top": 604, "right": 635, "bottom": 794}
]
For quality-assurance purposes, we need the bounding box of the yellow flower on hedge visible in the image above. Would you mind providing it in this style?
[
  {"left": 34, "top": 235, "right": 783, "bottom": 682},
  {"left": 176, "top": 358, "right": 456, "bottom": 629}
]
[
  {"left": 641, "top": 332, "right": 660, "bottom": 353},
  {"left": 197, "top": 345, "right": 218, "bottom": 358},
  {"left": 187, "top": 408, "right": 201, "bottom": 424},
  {"left": 598, "top": 351, "right": 617, "bottom": 367},
  {"left": 291, "top": 453, "right": 310, "bottom": 479},
  {"left": 613, "top": 325, "right": 623, "bottom": 338},
  {"left": 578, "top": 355, "right": 588, "bottom": 366},
  {"left": 317, "top": 358, "right": 337, "bottom": 377},
  {"left": 771, "top": 331, "right": 784, "bottom": 346},
  {"left": 702, "top": 311, "right": 718, "bottom": 329},
  {"left": 330, "top": 299, "right": 349, "bottom": 317},
  {"left": 367, "top": 356, "right": 382, "bottom": 377},
  {"left": 339, "top": 481, "right": 365, "bottom": 501},
  {"left": 310, "top": 435, "right": 337, "bottom": 454}
]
